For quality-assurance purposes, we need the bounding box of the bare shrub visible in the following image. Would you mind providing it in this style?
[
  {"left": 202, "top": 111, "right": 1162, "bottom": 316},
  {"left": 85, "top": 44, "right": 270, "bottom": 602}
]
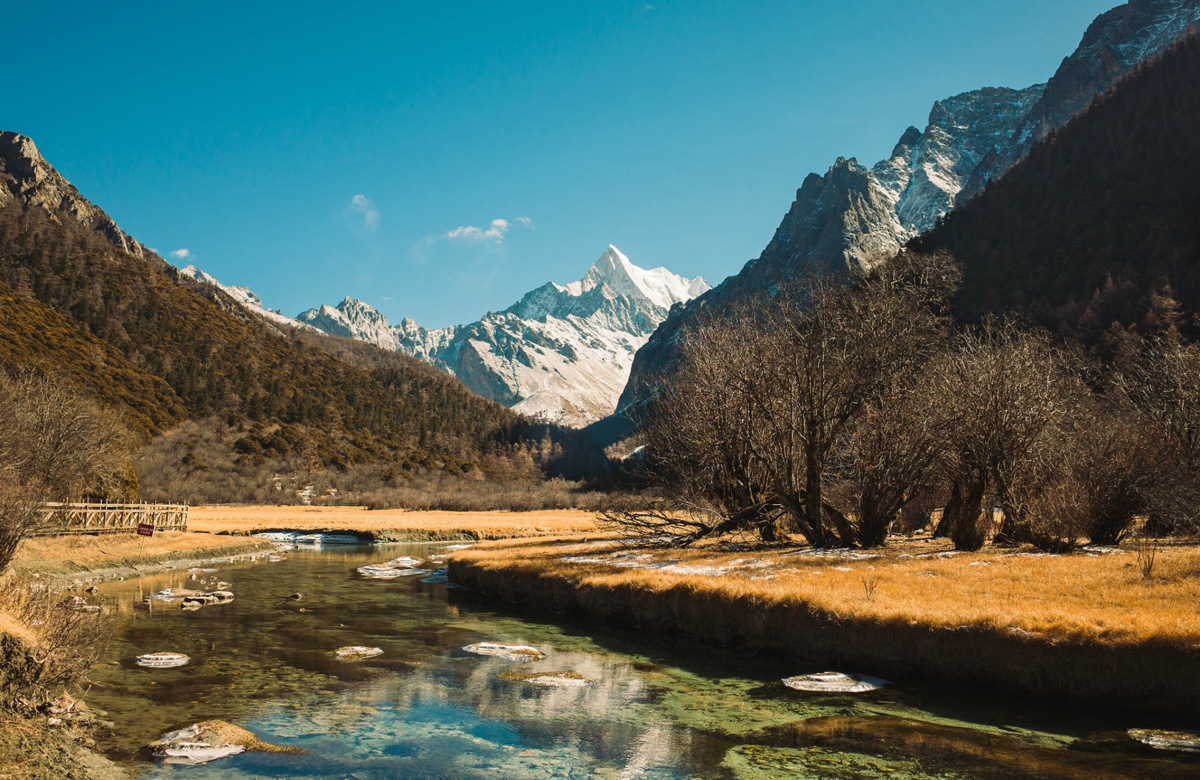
[
  {"left": 0, "top": 578, "right": 109, "bottom": 714},
  {"left": 1136, "top": 537, "right": 1159, "bottom": 583},
  {"left": 0, "top": 372, "right": 131, "bottom": 571}
]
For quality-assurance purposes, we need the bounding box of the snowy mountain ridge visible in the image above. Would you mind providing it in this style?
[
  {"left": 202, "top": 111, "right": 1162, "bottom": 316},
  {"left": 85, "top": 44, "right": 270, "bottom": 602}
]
[
  {"left": 178, "top": 265, "right": 319, "bottom": 333},
  {"left": 180, "top": 246, "right": 708, "bottom": 427},
  {"left": 298, "top": 245, "right": 709, "bottom": 426}
]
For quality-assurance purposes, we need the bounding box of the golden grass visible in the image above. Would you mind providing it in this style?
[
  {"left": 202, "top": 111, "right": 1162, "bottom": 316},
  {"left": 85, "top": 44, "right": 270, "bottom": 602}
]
[
  {"left": 187, "top": 505, "right": 601, "bottom": 540},
  {"left": 452, "top": 535, "right": 1200, "bottom": 649},
  {"left": 6, "top": 532, "right": 273, "bottom": 583},
  {"left": 450, "top": 535, "right": 1200, "bottom": 712},
  {"left": 0, "top": 610, "right": 40, "bottom": 646}
]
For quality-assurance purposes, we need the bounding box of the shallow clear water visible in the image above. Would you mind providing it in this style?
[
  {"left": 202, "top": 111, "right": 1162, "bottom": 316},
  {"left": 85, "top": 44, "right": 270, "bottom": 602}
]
[{"left": 84, "top": 544, "right": 1199, "bottom": 779}]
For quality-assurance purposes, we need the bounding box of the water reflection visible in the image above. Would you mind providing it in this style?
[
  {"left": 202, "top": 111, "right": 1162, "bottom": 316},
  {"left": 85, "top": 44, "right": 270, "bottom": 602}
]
[{"left": 82, "top": 545, "right": 1199, "bottom": 779}]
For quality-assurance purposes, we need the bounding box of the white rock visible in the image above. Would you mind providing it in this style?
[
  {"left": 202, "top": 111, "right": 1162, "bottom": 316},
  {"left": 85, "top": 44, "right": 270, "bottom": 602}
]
[
  {"left": 463, "top": 642, "right": 546, "bottom": 662},
  {"left": 137, "top": 652, "right": 190, "bottom": 668},
  {"left": 334, "top": 646, "right": 383, "bottom": 661},
  {"left": 1129, "top": 728, "right": 1200, "bottom": 753},
  {"left": 782, "top": 671, "right": 890, "bottom": 693}
]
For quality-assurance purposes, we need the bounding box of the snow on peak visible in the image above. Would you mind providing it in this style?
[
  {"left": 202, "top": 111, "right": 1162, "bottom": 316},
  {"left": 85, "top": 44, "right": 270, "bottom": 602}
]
[
  {"left": 569, "top": 245, "right": 709, "bottom": 310},
  {"left": 177, "top": 265, "right": 316, "bottom": 332},
  {"left": 292, "top": 244, "right": 708, "bottom": 426}
]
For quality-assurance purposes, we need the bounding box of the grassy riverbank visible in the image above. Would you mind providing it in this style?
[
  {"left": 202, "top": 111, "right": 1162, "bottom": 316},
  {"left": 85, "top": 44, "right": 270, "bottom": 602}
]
[
  {"left": 449, "top": 536, "right": 1200, "bottom": 715},
  {"left": 187, "top": 505, "right": 600, "bottom": 541},
  {"left": 6, "top": 532, "right": 274, "bottom": 587}
]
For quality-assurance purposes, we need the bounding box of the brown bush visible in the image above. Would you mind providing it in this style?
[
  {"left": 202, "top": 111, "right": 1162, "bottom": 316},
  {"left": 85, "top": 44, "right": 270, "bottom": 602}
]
[
  {"left": 0, "top": 372, "right": 131, "bottom": 571},
  {"left": 0, "top": 577, "right": 108, "bottom": 715}
]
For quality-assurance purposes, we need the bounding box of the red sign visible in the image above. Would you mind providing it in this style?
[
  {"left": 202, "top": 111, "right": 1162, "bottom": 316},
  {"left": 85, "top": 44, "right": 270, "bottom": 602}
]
[{"left": 136, "top": 523, "right": 155, "bottom": 537}]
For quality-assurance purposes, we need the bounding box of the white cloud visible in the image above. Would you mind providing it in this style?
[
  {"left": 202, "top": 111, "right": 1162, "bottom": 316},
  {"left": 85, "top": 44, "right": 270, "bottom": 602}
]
[
  {"left": 443, "top": 217, "right": 533, "bottom": 244},
  {"left": 350, "top": 194, "right": 379, "bottom": 229},
  {"left": 170, "top": 248, "right": 191, "bottom": 259},
  {"left": 445, "top": 218, "right": 511, "bottom": 243}
]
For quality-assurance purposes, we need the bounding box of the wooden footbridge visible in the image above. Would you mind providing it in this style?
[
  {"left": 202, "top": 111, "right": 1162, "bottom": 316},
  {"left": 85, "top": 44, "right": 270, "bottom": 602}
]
[{"left": 32, "top": 502, "right": 189, "bottom": 536}]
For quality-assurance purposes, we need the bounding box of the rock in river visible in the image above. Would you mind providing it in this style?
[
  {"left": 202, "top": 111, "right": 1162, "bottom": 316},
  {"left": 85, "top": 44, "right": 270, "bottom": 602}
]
[
  {"left": 782, "top": 671, "right": 890, "bottom": 693},
  {"left": 463, "top": 642, "right": 546, "bottom": 661}
]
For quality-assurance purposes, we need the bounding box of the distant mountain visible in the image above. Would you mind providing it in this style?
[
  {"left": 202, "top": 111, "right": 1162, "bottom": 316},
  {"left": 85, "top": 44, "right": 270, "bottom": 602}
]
[
  {"left": 914, "top": 31, "right": 1200, "bottom": 350},
  {"left": 616, "top": 0, "right": 1200, "bottom": 418},
  {"left": 291, "top": 245, "right": 709, "bottom": 426},
  {"left": 0, "top": 129, "right": 531, "bottom": 472}
]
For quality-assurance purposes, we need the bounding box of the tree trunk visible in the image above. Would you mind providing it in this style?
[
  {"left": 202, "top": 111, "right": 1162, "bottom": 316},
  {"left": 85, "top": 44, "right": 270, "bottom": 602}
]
[
  {"left": 950, "top": 473, "right": 988, "bottom": 551},
  {"left": 804, "top": 445, "right": 828, "bottom": 547}
]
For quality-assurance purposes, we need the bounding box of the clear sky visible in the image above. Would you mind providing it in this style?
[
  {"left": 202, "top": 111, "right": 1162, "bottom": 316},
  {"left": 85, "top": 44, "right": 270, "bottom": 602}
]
[{"left": 5, "top": 0, "right": 1116, "bottom": 328}]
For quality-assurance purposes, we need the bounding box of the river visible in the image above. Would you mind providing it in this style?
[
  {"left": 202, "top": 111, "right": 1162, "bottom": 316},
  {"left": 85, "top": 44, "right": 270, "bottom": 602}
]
[{"left": 83, "top": 543, "right": 1198, "bottom": 779}]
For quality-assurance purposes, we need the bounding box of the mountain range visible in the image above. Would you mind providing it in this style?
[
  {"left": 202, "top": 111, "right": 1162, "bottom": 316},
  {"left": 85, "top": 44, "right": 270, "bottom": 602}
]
[
  {"left": 616, "top": 0, "right": 1200, "bottom": 417},
  {"left": 184, "top": 246, "right": 708, "bottom": 427}
]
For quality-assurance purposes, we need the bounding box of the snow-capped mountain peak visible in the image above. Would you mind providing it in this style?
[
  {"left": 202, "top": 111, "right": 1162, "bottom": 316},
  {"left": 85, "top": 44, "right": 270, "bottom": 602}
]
[
  {"left": 290, "top": 246, "right": 707, "bottom": 426},
  {"left": 569, "top": 245, "right": 710, "bottom": 310},
  {"left": 296, "top": 297, "right": 403, "bottom": 351}
]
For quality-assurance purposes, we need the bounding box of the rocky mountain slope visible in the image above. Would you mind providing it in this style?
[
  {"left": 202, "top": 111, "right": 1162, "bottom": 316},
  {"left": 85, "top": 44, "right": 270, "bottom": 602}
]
[
  {"left": 0, "top": 132, "right": 146, "bottom": 258},
  {"left": 616, "top": 0, "right": 1200, "bottom": 417},
  {"left": 295, "top": 246, "right": 709, "bottom": 426},
  {"left": 959, "top": 0, "right": 1200, "bottom": 202}
]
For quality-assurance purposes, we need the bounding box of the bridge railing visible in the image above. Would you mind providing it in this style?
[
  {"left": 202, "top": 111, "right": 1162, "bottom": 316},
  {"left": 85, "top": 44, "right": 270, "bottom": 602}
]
[{"left": 31, "top": 502, "right": 189, "bottom": 536}]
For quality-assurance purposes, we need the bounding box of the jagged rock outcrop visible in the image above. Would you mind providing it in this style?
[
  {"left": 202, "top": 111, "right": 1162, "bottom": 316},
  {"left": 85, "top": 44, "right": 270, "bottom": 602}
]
[
  {"left": 615, "top": 0, "right": 1200, "bottom": 418},
  {"left": 0, "top": 131, "right": 146, "bottom": 258},
  {"left": 295, "top": 245, "right": 709, "bottom": 426}
]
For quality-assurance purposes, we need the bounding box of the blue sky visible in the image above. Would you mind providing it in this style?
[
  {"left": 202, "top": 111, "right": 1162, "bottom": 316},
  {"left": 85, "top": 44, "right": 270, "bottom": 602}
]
[{"left": 5, "top": 1, "right": 1115, "bottom": 328}]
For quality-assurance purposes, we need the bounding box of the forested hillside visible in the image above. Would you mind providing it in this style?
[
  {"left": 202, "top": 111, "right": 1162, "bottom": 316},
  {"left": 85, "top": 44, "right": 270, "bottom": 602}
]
[
  {"left": 915, "top": 33, "right": 1200, "bottom": 354},
  {"left": 0, "top": 167, "right": 548, "bottom": 481}
]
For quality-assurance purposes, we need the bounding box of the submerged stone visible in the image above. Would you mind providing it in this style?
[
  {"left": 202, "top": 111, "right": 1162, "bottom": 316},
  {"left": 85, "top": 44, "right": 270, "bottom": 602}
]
[
  {"left": 357, "top": 557, "right": 424, "bottom": 578},
  {"left": 150, "top": 720, "right": 298, "bottom": 765},
  {"left": 463, "top": 642, "right": 546, "bottom": 661},
  {"left": 334, "top": 646, "right": 384, "bottom": 661},
  {"left": 137, "top": 652, "right": 190, "bottom": 669},
  {"left": 782, "top": 671, "right": 889, "bottom": 693},
  {"left": 1129, "top": 728, "right": 1200, "bottom": 753}
]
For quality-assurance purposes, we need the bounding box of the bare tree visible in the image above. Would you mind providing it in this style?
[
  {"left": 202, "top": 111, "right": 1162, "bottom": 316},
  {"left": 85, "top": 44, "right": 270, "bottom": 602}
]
[
  {"left": 835, "top": 379, "right": 945, "bottom": 547},
  {"left": 0, "top": 372, "right": 132, "bottom": 571},
  {"left": 1112, "top": 336, "right": 1200, "bottom": 536},
  {"left": 752, "top": 251, "right": 957, "bottom": 547},
  {"left": 927, "top": 321, "right": 1083, "bottom": 551},
  {"left": 606, "top": 251, "right": 958, "bottom": 548},
  {"left": 605, "top": 304, "right": 788, "bottom": 546}
]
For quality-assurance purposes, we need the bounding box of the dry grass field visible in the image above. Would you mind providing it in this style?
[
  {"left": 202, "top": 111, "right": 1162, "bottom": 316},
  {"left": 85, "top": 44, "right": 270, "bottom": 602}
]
[
  {"left": 454, "top": 535, "right": 1200, "bottom": 648},
  {"left": 6, "top": 532, "right": 273, "bottom": 584},
  {"left": 187, "top": 505, "right": 601, "bottom": 540},
  {"left": 450, "top": 535, "right": 1200, "bottom": 712}
]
